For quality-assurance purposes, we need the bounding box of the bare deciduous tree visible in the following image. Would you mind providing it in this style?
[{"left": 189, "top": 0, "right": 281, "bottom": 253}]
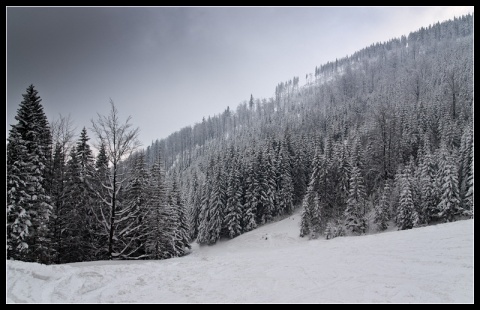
[{"left": 91, "top": 99, "right": 141, "bottom": 259}]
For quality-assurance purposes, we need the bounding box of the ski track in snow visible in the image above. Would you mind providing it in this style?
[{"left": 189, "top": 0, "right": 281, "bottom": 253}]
[{"left": 6, "top": 212, "right": 473, "bottom": 303}]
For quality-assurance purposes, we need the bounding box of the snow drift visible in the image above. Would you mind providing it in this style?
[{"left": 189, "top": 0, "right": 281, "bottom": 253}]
[{"left": 6, "top": 212, "right": 473, "bottom": 303}]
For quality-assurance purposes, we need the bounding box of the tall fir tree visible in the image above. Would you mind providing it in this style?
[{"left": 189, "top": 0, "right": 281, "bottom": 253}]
[
  {"left": 396, "top": 167, "right": 420, "bottom": 230},
  {"left": 242, "top": 153, "right": 258, "bottom": 233},
  {"left": 75, "top": 127, "right": 97, "bottom": 260},
  {"left": 198, "top": 156, "right": 226, "bottom": 245},
  {"left": 224, "top": 154, "right": 243, "bottom": 238},
  {"left": 344, "top": 165, "right": 367, "bottom": 234},
  {"left": 373, "top": 182, "right": 391, "bottom": 231},
  {"left": 300, "top": 148, "right": 326, "bottom": 238},
  {"left": 122, "top": 151, "right": 151, "bottom": 259},
  {"left": 187, "top": 170, "right": 202, "bottom": 241},
  {"left": 276, "top": 138, "right": 294, "bottom": 216},
  {"left": 170, "top": 174, "right": 191, "bottom": 256},
  {"left": 7, "top": 85, "right": 53, "bottom": 263},
  {"left": 419, "top": 145, "right": 440, "bottom": 224},
  {"left": 458, "top": 124, "right": 473, "bottom": 215},
  {"left": 437, "top": 144, "right": 462, "bottom": 222},
  {"left": 61, "top": 147, "right": 84, "bottom": 263},
  {"left": 146, "top": 154, "right": 169, "bottom": 259}
]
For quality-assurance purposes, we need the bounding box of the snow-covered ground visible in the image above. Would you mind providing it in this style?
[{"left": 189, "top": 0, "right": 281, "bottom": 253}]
[{"left": 6, "top": 211, "right": 473, "bottom": 303}]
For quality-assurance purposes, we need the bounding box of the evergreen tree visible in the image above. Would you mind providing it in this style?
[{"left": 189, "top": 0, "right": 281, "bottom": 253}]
[
  {"left": 396, "top": 167, "right": 420, "bottom": 230},
  {"left": 261, "top": 141, "right": 277, "bottom": 223},
  {"left": 419, "top": 145, "right": 440, "bottom": 224},
  {"left": 276, "top": 138, "right": 294, "bottom": 216},
  {"left": 187, "top": 170, "right": 202, "bottom": 241},
  {"left": 242, "top": 154, "right": 258, "bottom": 232},
  {"left": 300, "top": 148, "right": 326, "bottom": 238},
  {"left": 7, "top": 128, "right": 29, "bottom": 259},
  {"left": 459, "top": 124, "right": 473, "bottom": 215},
  {"left": 76, "top": 127, "right": 95, "bottom": 181},
  {"left": 224, "top": 155, "right": 243, "bottom": 238},
  {"left": 7, "top": 85, "right": 53, "bottom": 263},
  {"left": 90, "top": 142, "right": 109, "bottom": 260},
  {"left": 49, "top": 143, "right": 66, "bottom": 263},
  {"left": 374, "top": 182, "right": 391, "bottom": 231},
  {"left": 121, "top": 152, "right": 150, "bottom": 259},
  {"left": 146, "top": 154, "right": 169, "bottom": 259},
  {"left": 197, "top": 158, "right": 214, "bottom": 244},
  {"left": 170, "top": 174, "right": 191, "bottom": 256},
  {"left": 437, "top": 145, "right": 462, "bottom": 222},
  {"left": 344, "top": 165, "right": 367, "bottom": 234},
  {"left": 299, "top": 194, "right": 312, "bottom": 237},
  {"left": 62, "top": 147, "right": 84, "bottom": 263},
  {"left": 75, "top": 127, "right": 97, "bottom": 260},
  {"left": 198, "top": 157, "right": 226, "bottom": 245}
]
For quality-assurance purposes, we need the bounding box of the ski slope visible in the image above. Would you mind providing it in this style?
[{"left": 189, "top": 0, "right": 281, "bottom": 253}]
[{"left": 6, "top": 212, "right": 474, "bottom": 303}]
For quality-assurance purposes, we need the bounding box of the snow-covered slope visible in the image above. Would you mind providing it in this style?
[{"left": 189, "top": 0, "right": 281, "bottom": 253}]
[{"left": 6, "top": 212, "right": 473, "bottom": 303}]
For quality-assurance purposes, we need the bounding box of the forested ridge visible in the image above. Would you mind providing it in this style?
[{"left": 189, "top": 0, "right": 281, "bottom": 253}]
[{"left": 7, "top": 15, "right": 473, "bottom": 264}]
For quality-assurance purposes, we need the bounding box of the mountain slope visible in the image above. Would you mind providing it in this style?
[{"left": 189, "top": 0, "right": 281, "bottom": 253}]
[{"left": 7, "top": 213, "right": 473, "bottom": 303}]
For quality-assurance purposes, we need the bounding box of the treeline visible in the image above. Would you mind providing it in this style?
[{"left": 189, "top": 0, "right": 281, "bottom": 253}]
[
  {"left": 159, "top": 14, "right": 472, "bottom": 243},
  {"left": 7, "top": 93, "right": 189, "bottom": 264}
]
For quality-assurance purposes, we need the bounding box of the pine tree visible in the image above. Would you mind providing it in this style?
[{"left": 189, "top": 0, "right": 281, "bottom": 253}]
[
  {"left": 276, "top": 138, "right": 294, "bottom": 216},
  {"left": 121, "top": 152, "right": 150, "bottom": 259},
  {"left": 242, "top": 154, "right": 258, "bottom": 233},
  {"left": 419, "top": 146, "right": 440, "bottom": 224},
  {"left": 437, "top": 145, "right": 462, "bottom": 222},
  {"left": 299, "top": 186, "right": 313, "bottom": 238},
  {"left": 146, "top": 154, "right": 169, "bottom": 259},
  {"left": 7, "top": 85, "right": 53, "bottom": 263},
  {"left": 344, "top": 165, "right": 367, "bottom": 234},
  {"left": 49, "top": 143, "right": 66, "bottom": 263},
  {"left": 90, "top": 142, "right": 109, "bottom": 260},
  {"left": 76, "top": 127, "right": 95, "bottom": 181},
  {"left": 7, "top": 128, "right": 29, "bottom": 259},
  {"left": 62, "top": 146, "right": 84, "bottom": 263},
  {"left": 310, "top": 193, "right": 323, "bottom": 237},
  {"left": 396, "top": 167, "right": 420, "bottom": 230},
  {"left": 261, "top": 141, "right": 277, "bottom": 222},
  {"left": 374, "top": 182, "right": 391, "bottom": 231},
  {"left": 75, "top": 127, "right": 97, "bottom": 260},
  {"left": 224, "top": 155, "right": 243, "bottom": 238},
  {"left": 459, "top": 124, "right": 473, "bottom": 215},
  {"left": 197, "top": 158, "right": 214, "bottom": 244},
  {"left": 170, "top": 175, "right": 191, "bottom": 256},
  {"left": 187, "top": 170, "right": 202, "bottom": 241},
  {"left": 199, "top": 157, "right": 226, "bottom": 245},
  {"left": 300, "top": 148, "right": 326, "bottom": 238}
]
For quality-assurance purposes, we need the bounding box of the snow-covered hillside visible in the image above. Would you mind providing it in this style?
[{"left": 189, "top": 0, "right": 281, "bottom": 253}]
[{"left": 7, "top": 212, "right": 473, "bottom": 303}]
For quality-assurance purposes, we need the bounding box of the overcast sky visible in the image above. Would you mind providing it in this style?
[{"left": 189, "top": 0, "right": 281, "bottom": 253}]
[{"left": 7, "top": 6, "right": 474, "bottom": 148}]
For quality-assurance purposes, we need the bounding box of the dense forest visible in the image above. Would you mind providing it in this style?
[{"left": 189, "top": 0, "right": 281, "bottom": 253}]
[{"left": 7, "top": 15, "right": 473, "bottom": 264}]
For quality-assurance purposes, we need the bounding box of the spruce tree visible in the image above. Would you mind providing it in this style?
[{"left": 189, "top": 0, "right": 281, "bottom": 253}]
[
  {"left": 242, "top": 155, "right": 258, "bottom": 232},
  {"left": 224, "top": 155, "right": 243, "bottom": 238},
  {"left": 459, "top": 124, "right": 473, "bottom": 215},
  {"left": 374, "top": 182, "right": 391, "bottom": 231},
  {"left": 276, "top": 139, "right": 294, "bottom": 216},
  {"left": 170, "top": 175, "right": 191, "bottom": 255},
  {"left": 419, "top": 147, "right": 440, "bottom": 224},
  {"left": 344, "top": 165, "right": 367, "bottom": 234},
  {"left": 187, "top": 170, "right": 201, "bottom": 241},
  {"left": 146, "top": 154, "right": 169, "bottom": 259},
  {"left": 62, "top": 147, "right": 84, "bottom": 263},
  {"left": 7, "top": 85, "right": 53, "bottom": 263},
  {"left": 437, "top": 145, "right": 462, "bottom": 222},
  {"left": 396, "top": 168, "right": 420, "bottom": 230}
]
